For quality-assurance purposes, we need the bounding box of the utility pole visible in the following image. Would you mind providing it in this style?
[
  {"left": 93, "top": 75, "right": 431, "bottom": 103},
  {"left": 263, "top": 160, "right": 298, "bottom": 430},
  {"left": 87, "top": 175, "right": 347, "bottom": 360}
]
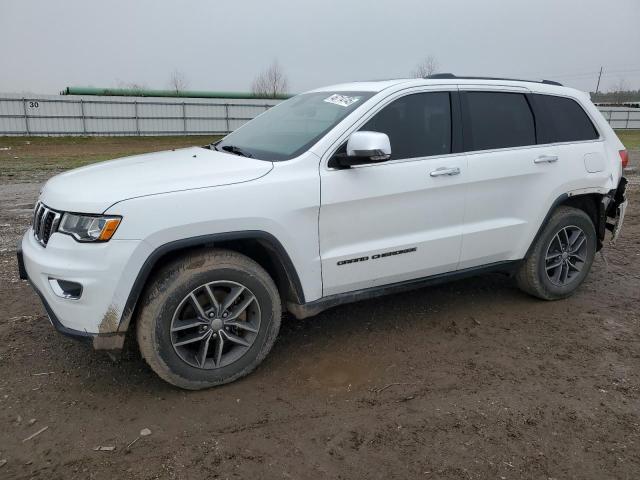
[{"left": 595, "top": 66, "right": 603, "bottom": 94}]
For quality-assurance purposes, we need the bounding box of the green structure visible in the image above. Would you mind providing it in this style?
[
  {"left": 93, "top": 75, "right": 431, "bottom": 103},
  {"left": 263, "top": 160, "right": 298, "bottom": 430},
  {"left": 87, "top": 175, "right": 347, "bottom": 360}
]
[{"left": 61, "top": 86, "right": 292, "bottom": 100}]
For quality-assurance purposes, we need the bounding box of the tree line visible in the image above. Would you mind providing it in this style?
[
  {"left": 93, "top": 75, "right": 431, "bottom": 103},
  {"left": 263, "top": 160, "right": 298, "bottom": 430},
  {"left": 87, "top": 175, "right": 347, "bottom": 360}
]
[
  {"left": 590, "top": 90, "right": 640, "bottom": 105},
  {"left": 114, "top": 57, "right": 639, "bottom": 104}
]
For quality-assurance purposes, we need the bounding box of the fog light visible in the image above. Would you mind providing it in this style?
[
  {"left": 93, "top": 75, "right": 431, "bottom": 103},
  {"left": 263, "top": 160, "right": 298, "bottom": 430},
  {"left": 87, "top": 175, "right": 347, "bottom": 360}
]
[{"left": 48, "top": 278, "right": 83, "bottom": 299}]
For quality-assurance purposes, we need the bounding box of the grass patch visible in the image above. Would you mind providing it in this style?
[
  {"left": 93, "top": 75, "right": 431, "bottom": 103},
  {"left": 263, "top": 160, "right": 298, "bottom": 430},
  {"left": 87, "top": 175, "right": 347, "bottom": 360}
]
[
  {"left": 616, "top": 130, "right": 640, "bottom": 150},
  {"left": 0, "top": 135, "right": 221, "bottom": 182}
]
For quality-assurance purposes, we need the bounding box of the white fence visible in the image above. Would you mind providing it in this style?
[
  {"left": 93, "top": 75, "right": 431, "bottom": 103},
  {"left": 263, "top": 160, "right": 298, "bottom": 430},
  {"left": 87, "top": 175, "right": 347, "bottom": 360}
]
[
  {"left": 597, "top": 107, "right": 640, "bottom": 130},
  {"left": 0, "top": 93, "right": 282, "bottom": 136},
  {"left": 0, "top": 93, "right": 638, "bottom": 136}
]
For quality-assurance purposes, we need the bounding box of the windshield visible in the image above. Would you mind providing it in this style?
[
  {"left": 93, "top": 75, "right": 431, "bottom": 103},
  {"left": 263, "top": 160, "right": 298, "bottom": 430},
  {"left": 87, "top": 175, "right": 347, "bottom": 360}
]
[{"left": 216, "top": 91, "right": 374, "bottom": 161}]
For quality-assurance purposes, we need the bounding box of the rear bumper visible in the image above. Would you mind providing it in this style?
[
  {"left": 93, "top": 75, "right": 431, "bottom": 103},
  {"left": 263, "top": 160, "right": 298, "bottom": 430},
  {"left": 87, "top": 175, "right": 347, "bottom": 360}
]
[{"left": 605, "top": 177, "right": 628, "bottom": 245}]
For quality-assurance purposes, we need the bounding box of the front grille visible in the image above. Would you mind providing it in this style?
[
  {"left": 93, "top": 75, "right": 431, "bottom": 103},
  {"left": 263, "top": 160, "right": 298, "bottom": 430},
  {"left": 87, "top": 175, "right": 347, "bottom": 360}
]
[{"left": 33, "top": 203, "right": 62, "bottom": 247}]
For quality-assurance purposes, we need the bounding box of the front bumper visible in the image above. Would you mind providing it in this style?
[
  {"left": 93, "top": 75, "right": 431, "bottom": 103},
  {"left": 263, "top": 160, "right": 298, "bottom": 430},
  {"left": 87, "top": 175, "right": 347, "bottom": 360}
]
[
  {"left": 17, "top": 250, "right": 93, "bottom": 344},
  {"left": 18, "top": 229, "right": 150, "bottom": 350}
]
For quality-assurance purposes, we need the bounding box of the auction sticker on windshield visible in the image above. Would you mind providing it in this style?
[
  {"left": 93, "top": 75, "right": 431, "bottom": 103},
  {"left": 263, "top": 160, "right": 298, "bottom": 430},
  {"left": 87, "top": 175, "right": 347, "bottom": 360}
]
[{"left": 324, "top": 94, "right": 360, "bottom": 107}]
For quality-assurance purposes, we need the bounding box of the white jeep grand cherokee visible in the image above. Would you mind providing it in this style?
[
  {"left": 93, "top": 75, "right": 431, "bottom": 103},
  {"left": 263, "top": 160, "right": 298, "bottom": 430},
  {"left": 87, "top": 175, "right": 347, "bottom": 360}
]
[{"left": 18, "top": 75, "right": 628, "bottom": 389}]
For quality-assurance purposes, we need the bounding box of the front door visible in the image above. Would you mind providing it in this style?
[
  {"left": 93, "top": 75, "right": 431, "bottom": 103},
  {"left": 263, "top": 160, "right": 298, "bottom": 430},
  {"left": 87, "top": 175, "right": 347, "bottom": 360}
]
[{"left": 319, "top": 90, "right": 467, "bottom": 296}]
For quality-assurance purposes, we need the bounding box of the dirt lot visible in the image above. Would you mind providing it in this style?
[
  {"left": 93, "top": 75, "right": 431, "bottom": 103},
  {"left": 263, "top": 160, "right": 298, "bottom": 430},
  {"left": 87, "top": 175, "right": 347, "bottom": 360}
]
[{"left": 0, "top": 135, "right": 639, "bottom": 479}]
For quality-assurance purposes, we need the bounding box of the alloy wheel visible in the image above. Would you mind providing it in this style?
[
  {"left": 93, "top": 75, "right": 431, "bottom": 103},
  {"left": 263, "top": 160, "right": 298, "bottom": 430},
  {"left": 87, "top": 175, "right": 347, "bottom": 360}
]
[
  {"left": 544, "top": 225, "right": 588, "bottom": 286},
  {"left": 170, "top": 280, "right": 261, "bottom": 369}
]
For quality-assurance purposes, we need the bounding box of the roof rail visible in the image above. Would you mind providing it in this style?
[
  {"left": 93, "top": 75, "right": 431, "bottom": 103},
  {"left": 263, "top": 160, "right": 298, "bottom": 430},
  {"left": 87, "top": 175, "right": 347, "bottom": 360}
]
[{"left": 426, "top": 73, "right": 563, "bottom": 87}]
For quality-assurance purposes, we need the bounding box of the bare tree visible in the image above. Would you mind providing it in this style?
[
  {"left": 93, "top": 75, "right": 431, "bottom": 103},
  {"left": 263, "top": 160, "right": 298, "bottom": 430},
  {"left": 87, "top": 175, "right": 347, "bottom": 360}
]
[
  {"left": 168, "top": 69, "right": 190, "bottom": 94},
  {"left": 251, "top": 60, "right": 289, "bottom": 98},
  {"left": 412, "top": 55, "right": 439, "bottom": 78},
  {"left": 611, "top": 78, "right": 628, "bottom": 104},
  {"left": 115, "top": 80, "right": 148, "bottom": 94}
]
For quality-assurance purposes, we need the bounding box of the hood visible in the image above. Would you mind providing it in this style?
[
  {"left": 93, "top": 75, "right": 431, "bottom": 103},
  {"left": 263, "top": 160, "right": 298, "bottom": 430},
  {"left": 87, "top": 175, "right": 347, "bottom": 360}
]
[{"left": 40, "top": 147, "right": 273, "bottom": 213}]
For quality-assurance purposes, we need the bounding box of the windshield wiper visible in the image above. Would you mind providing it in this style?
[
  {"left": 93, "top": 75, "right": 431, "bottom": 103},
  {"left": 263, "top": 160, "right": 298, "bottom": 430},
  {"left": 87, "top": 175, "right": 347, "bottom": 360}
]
[{"left": 220, "top": 145, "right": 253, "bottom": 158}]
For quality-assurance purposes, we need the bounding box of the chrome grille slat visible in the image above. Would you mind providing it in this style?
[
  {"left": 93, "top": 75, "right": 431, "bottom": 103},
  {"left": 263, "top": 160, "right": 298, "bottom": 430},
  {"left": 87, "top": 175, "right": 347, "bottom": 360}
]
[
  {"left": 33, "top": 204, "right": 42, "bottom": 240},
  {"left": 32, "top": 202, "right": 61, "bottom": 247},
  {"left": 33, "top": 204, "right": 44, "bottom": 237},
  {"left": 38, "top": 208, "right": 48, "bottom": 240},
  {"left": 42, "top": 211, "right": 53, "bottom": 243}
]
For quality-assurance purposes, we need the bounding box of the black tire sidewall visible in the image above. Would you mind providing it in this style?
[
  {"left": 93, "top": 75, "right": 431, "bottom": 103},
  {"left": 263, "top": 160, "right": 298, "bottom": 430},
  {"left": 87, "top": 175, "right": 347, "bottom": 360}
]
[
  {"left": 534, "top": 210, "right": 596, "bottom": 298},
  {"left": 153, "top": 264, "right": 277, "bottom": 384}
]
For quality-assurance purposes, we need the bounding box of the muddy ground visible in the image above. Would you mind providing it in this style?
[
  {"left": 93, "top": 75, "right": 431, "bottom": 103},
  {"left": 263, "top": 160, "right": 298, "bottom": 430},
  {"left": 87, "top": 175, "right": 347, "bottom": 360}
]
[{"left": 0, "top": 137, "right": 639, "bottom": 479}]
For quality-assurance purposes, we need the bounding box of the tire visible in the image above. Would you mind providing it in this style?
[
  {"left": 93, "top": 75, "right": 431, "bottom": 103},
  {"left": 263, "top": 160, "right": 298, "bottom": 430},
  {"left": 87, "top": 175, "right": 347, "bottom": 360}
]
[
  {"left": 136, "top": 249, "right": 281, "bottom": 390},
  {"left": 516, "top": 206, "right": 596, "bottom": 300}
]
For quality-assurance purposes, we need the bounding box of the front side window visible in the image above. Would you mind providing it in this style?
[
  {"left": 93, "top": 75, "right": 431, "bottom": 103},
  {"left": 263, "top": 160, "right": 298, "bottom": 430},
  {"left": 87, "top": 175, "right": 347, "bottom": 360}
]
[
  {"left": 216, "top": 91, "right": 374, "bottom": 161},
  {"left": 360, "top": 92, "right": 452, "bottom": 160},
  {"left": 465, "top": 91, "right": 536, "bottom": 151},
  {"left": 532, "top": 94, "right": 599, "bottom": 144}
]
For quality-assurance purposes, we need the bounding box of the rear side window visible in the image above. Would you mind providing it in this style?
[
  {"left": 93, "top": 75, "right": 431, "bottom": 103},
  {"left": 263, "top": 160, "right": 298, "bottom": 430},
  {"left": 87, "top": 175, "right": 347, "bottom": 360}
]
[
  {"left": 531, "top": 94, "right": 599, "bottom": 144},
  {"left": 361, "top": 91, "right": 451, "bottom": 160},
  {"left": 464, "top": 92, "right": 536, "bottom": 151}
]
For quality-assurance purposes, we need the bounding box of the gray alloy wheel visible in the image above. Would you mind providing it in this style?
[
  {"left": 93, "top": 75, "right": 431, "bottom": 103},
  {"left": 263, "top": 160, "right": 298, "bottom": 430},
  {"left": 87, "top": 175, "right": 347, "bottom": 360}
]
[
  {"left": 544, "top": 225, "right": 588, "bottom": 286},
  {"left": 170, "top": 280, "right": 261, "bottom": 369}
]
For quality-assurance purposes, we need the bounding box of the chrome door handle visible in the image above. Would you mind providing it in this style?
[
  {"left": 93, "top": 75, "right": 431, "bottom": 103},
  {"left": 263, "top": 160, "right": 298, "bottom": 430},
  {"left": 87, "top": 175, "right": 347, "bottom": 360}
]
[
  {"left": 430, "top": 166, "right": 460, "bottom": 177},
  {"left": 534, "top": 155, "right": 558, "bottom": 164}
]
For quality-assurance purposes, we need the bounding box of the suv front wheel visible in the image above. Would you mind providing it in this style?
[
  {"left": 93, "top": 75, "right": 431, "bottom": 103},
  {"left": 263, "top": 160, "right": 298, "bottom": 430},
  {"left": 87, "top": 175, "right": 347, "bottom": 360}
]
[
  {"left": 136, "top": 249, "right": 281, "bottom": 390},
  {"left": 516, "top": 206, "right": 597, "bottom": 300}
]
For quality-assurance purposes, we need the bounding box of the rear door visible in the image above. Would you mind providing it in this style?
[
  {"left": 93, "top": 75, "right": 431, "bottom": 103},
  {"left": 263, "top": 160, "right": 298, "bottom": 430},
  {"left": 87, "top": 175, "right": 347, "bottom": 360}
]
[
  {"left": 319, "top": 89, "right": 467, "bottom": 296},
  {"left": 458, "top": 88, "right": 561, "bottom": 268},
  {"left": 530, "top": 93, "right": 606, "bottom": 187}
]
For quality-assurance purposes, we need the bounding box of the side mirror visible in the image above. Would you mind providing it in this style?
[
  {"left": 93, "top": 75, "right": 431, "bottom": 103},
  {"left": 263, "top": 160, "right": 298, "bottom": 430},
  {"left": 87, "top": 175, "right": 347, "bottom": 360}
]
[{"left": 329, "top": 131, "right": 392, "bottom": 168}]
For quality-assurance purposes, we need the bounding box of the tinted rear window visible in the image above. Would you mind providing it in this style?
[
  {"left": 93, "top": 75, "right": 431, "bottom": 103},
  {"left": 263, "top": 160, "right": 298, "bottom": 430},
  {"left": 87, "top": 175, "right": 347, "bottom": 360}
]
[
  {"left": 465, "top": 92, "right": 536, "bottom": 151},
  {"left": 531, "top": 94, "right": 599, "bottom": 144}
]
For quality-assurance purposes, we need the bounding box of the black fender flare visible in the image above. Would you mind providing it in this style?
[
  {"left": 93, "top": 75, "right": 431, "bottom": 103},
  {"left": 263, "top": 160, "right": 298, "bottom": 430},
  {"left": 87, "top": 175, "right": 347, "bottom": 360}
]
[
  {"left": 525, "top": 189, "right": 613, "bottom": 258},
  {"left": 117, "top": 231, "right": 305, "bottom": 333},
  {"left": 524, "top": 193, "right": 569, "bottom": 259}
]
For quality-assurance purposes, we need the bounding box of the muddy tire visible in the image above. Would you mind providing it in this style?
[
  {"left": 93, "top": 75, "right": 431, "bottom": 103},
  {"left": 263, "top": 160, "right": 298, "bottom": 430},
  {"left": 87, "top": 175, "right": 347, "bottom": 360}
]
[
  {"left": 516, "top": 206, "right": 596, "bottom": 300},
  {"left": 136, "top": 249, "right": 281, "bottom": 390}
]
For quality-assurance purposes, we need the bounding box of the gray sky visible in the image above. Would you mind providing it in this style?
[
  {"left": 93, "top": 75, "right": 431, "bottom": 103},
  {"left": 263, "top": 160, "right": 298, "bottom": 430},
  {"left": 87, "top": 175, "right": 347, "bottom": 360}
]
[{"left": 1, "top": 0, "right": 638, "bottom": 95}]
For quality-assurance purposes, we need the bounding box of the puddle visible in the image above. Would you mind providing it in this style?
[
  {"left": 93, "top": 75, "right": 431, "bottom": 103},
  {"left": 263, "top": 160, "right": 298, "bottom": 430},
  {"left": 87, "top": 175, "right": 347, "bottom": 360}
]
[{"left": 296, "top": 353, "right": 376, "bottom": 391}]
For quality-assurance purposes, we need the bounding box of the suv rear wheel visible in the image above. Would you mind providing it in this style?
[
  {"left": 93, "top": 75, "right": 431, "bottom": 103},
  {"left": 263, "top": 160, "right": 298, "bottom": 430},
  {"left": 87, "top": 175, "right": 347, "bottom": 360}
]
[
  {"left": 136, "top": 249, "right": 281, "bottom": 390},
  {"left": 516, "top": 206, "right": 596, "bottom": 300}
]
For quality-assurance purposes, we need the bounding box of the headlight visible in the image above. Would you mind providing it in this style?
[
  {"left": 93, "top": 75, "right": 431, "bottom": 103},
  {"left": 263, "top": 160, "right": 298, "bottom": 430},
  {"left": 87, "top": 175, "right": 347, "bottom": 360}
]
[{"left": 58, "top": 213, "right": 122, "bottom": 242}]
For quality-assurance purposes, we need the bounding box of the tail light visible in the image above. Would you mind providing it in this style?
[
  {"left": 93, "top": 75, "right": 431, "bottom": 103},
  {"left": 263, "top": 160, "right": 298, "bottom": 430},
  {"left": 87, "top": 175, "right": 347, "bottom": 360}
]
[{"left": 619, "top": 149, "right": 629, "bottom": 169}]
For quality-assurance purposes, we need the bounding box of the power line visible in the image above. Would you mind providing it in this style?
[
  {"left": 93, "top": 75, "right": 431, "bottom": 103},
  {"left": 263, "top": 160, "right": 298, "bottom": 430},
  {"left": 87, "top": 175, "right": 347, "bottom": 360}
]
[{"left": 509, "top": 67, "right": 640, "bottom": 80}]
